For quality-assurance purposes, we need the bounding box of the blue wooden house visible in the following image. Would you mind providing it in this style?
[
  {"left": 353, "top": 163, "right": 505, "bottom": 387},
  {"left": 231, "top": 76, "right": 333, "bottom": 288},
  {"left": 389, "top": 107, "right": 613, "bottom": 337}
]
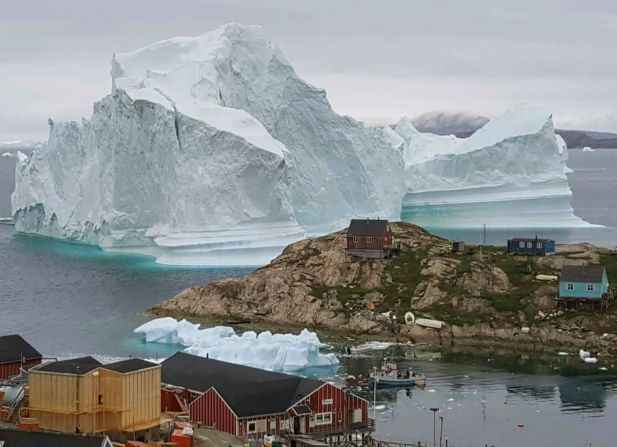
[
  {"left": 559, "top": 265, "right": 609, "bottom": 301},
  {"left": 507, "top": 237, "right": 555, "bottom": 256}
]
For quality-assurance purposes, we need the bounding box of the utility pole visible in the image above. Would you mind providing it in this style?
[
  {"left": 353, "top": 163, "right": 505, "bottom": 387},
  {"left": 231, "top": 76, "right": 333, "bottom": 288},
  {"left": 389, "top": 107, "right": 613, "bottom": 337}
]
[
  {"left": 439, "top": 416, "right": 444, "bottom": 447},
  {"left": 430, "top": 408, "right": 439, "bottom": 447},
  {"left": 373, "top": 367, "right": 378, "bottom": 421}
]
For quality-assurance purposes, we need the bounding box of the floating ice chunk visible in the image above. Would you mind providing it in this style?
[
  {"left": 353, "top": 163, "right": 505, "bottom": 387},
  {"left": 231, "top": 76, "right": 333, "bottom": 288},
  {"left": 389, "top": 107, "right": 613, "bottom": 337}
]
[
  {"left": 579, "top": 349, "right": 590, "bottom": 360},
  {"left": 582, "top": 147, "right": 595, "bottom": 152},
  {"left": 583, "top": 357, "right": 598, "bottom": 364},
  {"left": 134, "top": 317, "right": 338, "bottom": 371},
  {"left": 350, "top": 341, "right": 394, "bottom": 353},
  {"left": 373, "top": 405, "right": 386, "bottom": 411},
  {"left": 557, "top": 352, "right": 569, "bottom": 356}
]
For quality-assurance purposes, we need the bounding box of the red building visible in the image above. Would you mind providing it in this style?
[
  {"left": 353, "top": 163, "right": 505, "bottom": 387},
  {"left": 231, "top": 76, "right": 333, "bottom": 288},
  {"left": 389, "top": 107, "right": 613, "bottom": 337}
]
[
  {"left": 0, "top": 334, "right": 42, "bottom": 380},
  {"left": 161, "top": 353, "right": 371, "bottom": 441},
  {"left": 346, "top": 219, "right": 393, "bottom": 259}
]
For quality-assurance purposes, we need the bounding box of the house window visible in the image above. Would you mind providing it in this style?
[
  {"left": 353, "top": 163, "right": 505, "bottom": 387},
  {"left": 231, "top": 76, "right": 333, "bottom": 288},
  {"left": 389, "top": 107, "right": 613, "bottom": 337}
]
[
  {"left": 567, "top": 283, "right": 574, "bottom": 290},
  {"left": 537, "top": 242, "right": 543, "bottom": 248},
  {"left": 366, "top": 237, "right": 373, "bottom": 243},
  {"left": 338, "top": 411, "right": 343, "bottom": 423},
  {"left": 314, "top": 412, "right": 332, "bottom": 426},
  {"left": 247, "top": 422, "right": 257, "bottom": 434},
  {"left": 526, "top": 242, "right": 533, "bottom": 248},
  {"left": 519, "top": 241, "right": 525, "bottom": 248},
  {"left": 587, "top": 284, "right": 595, "bottom": 291},
  {"left": 270, "top": 418, "right": 277, "bottom": 434},
  {"left": 352, "top": 236, "right": 359, "bottom": 242}
]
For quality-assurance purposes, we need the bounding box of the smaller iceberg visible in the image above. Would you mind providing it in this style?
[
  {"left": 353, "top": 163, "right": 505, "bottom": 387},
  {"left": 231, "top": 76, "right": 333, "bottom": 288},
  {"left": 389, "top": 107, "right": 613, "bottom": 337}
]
[
  {"left": 579, "top": 349, "right": 598, "bottom": 364},
  {"left": 134, "top": 317, "right": 339, "bottom": 371}
]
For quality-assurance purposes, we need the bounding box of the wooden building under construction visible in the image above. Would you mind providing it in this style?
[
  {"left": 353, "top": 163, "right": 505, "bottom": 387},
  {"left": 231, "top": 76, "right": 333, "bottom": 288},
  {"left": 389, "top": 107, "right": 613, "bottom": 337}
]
[{"left": 28, "top": 357, "right": 161, "bottom": 435}]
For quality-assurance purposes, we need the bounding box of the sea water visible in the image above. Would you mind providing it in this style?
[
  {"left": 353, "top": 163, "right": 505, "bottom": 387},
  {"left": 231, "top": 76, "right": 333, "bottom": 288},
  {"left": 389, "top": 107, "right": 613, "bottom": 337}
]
[{"left": 2, "top": 149, "right": 617, "bottom": 446}]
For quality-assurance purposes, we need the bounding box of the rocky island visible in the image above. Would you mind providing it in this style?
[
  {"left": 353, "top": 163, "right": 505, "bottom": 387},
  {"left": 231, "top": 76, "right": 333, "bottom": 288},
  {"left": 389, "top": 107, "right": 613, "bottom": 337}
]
[{"left": 153, "top": 222, "right": 617, "bottom": 355}]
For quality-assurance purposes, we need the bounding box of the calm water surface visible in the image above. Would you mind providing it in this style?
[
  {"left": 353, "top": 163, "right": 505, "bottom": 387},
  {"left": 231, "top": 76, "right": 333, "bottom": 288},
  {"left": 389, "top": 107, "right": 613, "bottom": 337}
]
[{"left": 2, "top": 149, "right": 617, "bottom": 446}]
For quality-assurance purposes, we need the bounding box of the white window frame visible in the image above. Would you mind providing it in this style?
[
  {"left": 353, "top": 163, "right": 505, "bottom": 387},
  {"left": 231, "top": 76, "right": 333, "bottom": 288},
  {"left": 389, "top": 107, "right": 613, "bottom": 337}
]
[
  {"left": 567, "top": 283, "right": 574, "bottom": 290},
  {"left": 537, "top": 242, "right": 543, "bottom": 248},
  {"left": 366, "top": 236, "right": 373, "bottom": 243},
  {"left": 587, "top": 284, "right": 594, "bottom": 291},
  {"left": 314, "top": 412, "right": 332, "bottom": 426},
  {"left": 519, "top": 241, "right": 525, "bottom": 248},
  {"left": 247, "top": 421, "right": 257, "bottom": 434},
  {"left": 527, "top": 242, "right": 533, "bottom": 248},
  {"left": 352, "top": 236, "right": 359, "bottom": 242}
]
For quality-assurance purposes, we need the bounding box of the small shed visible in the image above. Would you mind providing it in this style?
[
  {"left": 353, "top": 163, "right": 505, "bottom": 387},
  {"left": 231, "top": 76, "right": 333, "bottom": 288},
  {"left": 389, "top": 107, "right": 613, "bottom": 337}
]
[
  {"left": 0, "top": 334, "right": 42, "bottom": 381},
  {"left": 507, "top": 237, "right": 555, "bottom": 256},
  {"left": 451, "top": 241, "right": 465, "bottom": 253},
  {"left": 347, "top": 219, "right": 393, "bottom": 259},
  {"left": 559, "top": 265, "right": 609, "bottom": 301}
]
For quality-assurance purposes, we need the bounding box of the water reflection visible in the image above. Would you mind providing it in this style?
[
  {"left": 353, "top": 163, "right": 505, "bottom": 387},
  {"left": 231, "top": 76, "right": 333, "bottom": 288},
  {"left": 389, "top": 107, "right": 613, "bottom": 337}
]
[{"left": 559, "top": 379, "right": 607, "bottom": 413}]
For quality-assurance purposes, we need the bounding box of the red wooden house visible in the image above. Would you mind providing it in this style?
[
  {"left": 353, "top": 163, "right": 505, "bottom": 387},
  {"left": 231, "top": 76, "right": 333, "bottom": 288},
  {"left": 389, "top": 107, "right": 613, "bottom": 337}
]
[
  {"left": 346, "top": 219, "right": 393, "bottom": 259},
  {"left": 161, "top": 353, "right": 371, "bottom": 442},
  {"left": 0, "top": 334, "right": 42, "bottom": 380}
]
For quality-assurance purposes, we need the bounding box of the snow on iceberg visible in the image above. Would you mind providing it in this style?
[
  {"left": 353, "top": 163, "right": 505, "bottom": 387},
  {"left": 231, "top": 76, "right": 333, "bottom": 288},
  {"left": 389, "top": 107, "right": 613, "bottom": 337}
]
[
  {"left": 395, "top": 107, "right": 594, "bottom": 228},
  {"left": 12, "top": 24, "right": 402, "bottom": 265},
  {"left": 133, "top": 317, "right": 339, "bottom": 371}
]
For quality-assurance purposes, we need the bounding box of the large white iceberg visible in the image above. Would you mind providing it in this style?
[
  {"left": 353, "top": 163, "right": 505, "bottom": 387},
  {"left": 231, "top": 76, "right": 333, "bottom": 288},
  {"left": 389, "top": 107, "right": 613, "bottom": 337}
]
[
  {"left": 133, "top": 317, "right": 339, "bottom": 371},
  {"left": 11, "top": 24, "right": 591, "bottom": 265},
  {"left": 11, "top": 24, "right": 402, "bottom": 265},
  {"left": 395, "top": 107, "right": 592, "bottom": 228}
]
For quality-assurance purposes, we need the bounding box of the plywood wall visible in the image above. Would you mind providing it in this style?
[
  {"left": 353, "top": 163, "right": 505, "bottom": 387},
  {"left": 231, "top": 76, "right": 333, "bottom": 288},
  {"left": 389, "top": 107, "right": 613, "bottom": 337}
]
[{"left": 28, "top": 366, "right": 161, "bottom": 433}]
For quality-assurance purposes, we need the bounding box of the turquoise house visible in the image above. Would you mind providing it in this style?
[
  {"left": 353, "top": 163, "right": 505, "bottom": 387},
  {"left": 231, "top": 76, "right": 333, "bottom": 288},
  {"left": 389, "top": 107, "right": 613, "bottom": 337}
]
[{"left": 559, "top": 265, "right": 609, "bottom": 300}]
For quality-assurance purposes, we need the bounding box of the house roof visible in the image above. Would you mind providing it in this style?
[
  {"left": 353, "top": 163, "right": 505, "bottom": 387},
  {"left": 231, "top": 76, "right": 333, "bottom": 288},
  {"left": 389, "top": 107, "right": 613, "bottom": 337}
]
[
  {"left": 292, "top": 404, "right": 312, "bottom": 416},
  {"left": 561, "top": 265, "right": 606, "bottom": 283},
  {"left": 0, "top": 428, "right": 110, "bottom": 447},
  {"left": 103, "top": 358, "right": 159, "bottom": 374},
  {"left": 36, "top": 356, "right": 102, "bottom": 375},
  {"left": 348, "top": 219, "right": 389, "bottom": 237},
  {"left": 162, "top": 352, "right": 323, "bottom": 418},
  {"left": 508, "top": 237, "right": 554, "bottom": 243},
  {"left": 0, "top": 334, "right": 42, "bottom": 365}
]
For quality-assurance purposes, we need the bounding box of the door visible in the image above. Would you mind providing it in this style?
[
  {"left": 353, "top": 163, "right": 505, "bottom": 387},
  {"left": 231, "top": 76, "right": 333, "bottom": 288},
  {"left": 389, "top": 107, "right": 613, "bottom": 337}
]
[{"left": 294, "top": 417, "right": 300, "bottom": 434}]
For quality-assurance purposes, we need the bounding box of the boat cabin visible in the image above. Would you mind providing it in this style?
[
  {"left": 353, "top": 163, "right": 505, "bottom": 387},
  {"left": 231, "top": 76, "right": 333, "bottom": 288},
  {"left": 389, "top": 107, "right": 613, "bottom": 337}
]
[{"left": 346, "top": 219, "right": 393, "bottom": 259}]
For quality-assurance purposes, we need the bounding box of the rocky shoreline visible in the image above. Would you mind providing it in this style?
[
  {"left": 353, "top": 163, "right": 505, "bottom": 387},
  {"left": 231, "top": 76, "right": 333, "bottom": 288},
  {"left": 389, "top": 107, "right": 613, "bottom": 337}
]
[{"left": 152, "top": 222, "right": 617, "bottom": 356}]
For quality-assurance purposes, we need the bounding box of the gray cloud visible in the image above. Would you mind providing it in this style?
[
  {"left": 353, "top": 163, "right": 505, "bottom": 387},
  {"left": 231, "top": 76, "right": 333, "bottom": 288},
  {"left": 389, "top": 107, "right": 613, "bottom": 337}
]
[{"left": 1, "top": 0, "right": 616, "bottom": 141}]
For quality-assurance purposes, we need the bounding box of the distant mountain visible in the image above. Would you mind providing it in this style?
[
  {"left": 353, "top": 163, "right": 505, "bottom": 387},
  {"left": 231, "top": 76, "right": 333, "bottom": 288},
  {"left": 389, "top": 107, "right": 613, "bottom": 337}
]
[
  {"left": 411, "top": 111, "right": 489, "bottom": 137},
  {"left": 556, "top": 129, "right": 617, "bottom": 149},
  {"left": 412, "top": 111, "right": 617, "bottom": 148}
]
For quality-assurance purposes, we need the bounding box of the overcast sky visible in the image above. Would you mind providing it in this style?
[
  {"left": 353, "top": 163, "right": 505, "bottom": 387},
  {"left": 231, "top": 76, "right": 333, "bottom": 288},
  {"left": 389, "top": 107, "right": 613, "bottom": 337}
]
[{"left": 1, "top": 0, "right": 616, "bottom": 141}]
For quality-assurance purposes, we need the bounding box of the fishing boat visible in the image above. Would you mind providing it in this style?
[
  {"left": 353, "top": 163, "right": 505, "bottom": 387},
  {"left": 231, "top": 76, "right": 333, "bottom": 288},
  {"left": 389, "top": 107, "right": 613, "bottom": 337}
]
[{"left": 369, "top": 361, "right": 426, "bottom": 388}]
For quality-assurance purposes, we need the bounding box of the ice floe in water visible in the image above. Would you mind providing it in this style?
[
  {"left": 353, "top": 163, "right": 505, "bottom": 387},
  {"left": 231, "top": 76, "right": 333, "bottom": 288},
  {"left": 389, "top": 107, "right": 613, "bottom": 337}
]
[{"left": 133, "top": 317, "right": 339, "bottom": 371}]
